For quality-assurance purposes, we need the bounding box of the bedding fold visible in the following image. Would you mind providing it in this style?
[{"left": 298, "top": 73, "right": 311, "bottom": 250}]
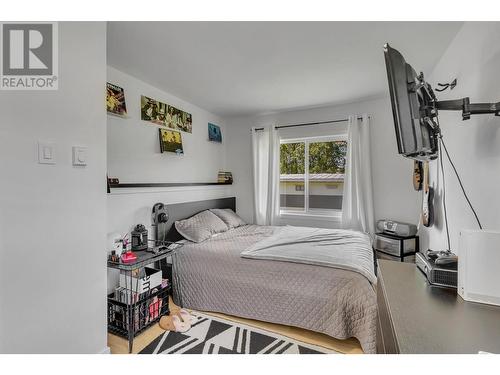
[{"left": 240, "top": 225, "right": 376, "bottom": 285}]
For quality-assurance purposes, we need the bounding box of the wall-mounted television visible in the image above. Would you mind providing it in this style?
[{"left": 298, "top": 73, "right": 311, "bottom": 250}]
[
  {"left": 383, "top": 43, "right": 438, "bottom": 161},
  {"left": 384, "top": 43, "right": 499, "bottom": 162}
]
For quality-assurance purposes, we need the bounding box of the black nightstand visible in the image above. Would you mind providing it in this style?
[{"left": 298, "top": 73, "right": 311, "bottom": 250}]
[
  {"left": 373, "top": 232, "right": 419, "bottom": 263},
  {"left": 107, "top": 246, "right": 180, "bottom": 353}
]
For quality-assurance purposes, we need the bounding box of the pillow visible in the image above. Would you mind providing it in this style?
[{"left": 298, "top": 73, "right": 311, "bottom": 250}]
[
  {"left": 175, "top": 210, "right": 228, "bottom": 243},
  {"left": 210, "top": 208, "right": 246, "bottom": 229}
]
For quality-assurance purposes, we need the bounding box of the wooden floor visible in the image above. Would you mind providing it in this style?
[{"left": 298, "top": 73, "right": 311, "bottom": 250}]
[{"left": 108, "top": 297, "right": 363, "bottom": 354}]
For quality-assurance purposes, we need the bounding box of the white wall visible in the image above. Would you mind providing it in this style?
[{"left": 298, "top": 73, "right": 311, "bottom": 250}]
[
  {"left": 106, "top": 67, "right": 233, "bottom": 290},
  {"left": 0, "top": 22, "right": 107, "bottom": 353},
  {"left": 106, "top": 67, "right": 232, "bottom": 237},
  {"left": 226, "top": 96, "right": 420, "bottom": 228},
  {"left": 421, "top": 22, "right": 500, "bottom": 254},
  {"left": 107, "top": 66, "right": 228, "bottom": 185}
]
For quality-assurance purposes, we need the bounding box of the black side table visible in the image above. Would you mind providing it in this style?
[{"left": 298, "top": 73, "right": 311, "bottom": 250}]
[
  {"left": 107, "top": 245, "right": 181, "bottom": 353},
  {"left": 373, "top": 232, "right": 419, "bottom": 263}
]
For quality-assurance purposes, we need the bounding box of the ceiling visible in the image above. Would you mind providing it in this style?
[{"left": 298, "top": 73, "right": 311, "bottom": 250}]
[{"left": 107, "top": 22, "right": 463, "bottom": 117}]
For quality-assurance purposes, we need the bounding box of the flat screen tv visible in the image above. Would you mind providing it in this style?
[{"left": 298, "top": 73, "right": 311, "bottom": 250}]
[{"left": 384, "top": 43, "right": 438, "bottom": 161}]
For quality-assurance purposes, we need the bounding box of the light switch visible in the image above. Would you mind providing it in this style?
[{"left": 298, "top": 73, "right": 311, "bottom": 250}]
[
  {"left": 72, "top": 146, "right": 87, "bottom": 166},
  {"left": 38, "top": 142, "right": 56, "bottom": 164},
  {"left": 43, "top": 146, "right": 52, "bottom": 159}
]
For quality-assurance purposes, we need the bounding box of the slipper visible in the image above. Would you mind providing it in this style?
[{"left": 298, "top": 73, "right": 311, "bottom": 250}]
[
  {"left": 172, "top": 315, "right": 191, "bottom": 332},
  {"left": 159, "top": 315, "right": 175, "bottom": 331},
  {"left": 179, "top": 309, "right": 197, "bottom": 325},
  {"left": 159, "top": 314, "right": 191, "bottom": 333}
]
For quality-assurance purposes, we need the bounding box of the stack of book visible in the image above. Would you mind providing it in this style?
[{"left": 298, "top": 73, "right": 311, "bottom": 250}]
[
  {"left": 218, "top": 171, "right": 233, "bottom": 184},
  {"left": 109, "top": 279, "right": 170, "bottom": 332}
]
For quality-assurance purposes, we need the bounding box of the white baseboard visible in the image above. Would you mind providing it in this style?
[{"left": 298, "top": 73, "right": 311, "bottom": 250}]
[{"left": 99, "top": 346, "right": 111, "bottom": 354}]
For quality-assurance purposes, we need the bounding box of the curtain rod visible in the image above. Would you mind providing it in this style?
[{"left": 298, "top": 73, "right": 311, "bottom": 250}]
[{"left": 253, "top": 115, "right": 370, "bottom": 131}]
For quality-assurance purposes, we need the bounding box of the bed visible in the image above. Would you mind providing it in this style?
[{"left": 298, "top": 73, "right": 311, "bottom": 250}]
[{"left": 164, "top": 198, "right": 377, "bottom": 354}]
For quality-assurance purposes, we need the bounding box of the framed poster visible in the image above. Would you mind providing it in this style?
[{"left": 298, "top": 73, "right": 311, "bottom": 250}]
[
  {"left": 106, "top": 83, "right": 127, "bottom": 116},
  {"left": 141, "top": 95, "right": 192, "bottom": 133},
  {"left": 208, "top": 123, "right": 222, "bottom": 143},
  {"left": 159, "top": 128, "right": 184, "bottom": 155}
]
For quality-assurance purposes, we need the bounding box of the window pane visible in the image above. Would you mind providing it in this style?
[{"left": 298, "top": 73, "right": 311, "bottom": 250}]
[
  {"left": 280, "top": 142, "right": 305, "bottom": 211},
  {"left": 308, "top": 140, "right": 347, "bottom": 211}
]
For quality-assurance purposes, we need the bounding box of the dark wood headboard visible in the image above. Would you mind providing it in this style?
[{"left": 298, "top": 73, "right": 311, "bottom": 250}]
[{"left": 160, "top": 197, "right": 236, "bottom": 242}]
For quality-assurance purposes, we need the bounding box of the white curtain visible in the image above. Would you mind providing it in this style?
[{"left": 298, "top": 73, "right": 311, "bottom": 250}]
[
  {"left": 342, "top": 114, "right": 375, "bottom": 235},
  {"left": 251, "top": 125, "right": 280, "bottom": 225}
]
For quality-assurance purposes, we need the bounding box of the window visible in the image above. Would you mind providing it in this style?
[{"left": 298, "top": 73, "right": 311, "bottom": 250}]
[
  {"left": 279, "top": 136, "right": 347, "bottom": 217},
  {"left": 279, "top": 142, "right": 305, "bottom": 211}
]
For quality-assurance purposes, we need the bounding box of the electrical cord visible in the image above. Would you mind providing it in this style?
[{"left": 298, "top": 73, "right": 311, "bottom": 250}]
[
  {"left": 438, "top": 137, "right": 451, "bottom": 251},
  {"left": 436, "top": 117, "right": 483, "bottom": 230}
]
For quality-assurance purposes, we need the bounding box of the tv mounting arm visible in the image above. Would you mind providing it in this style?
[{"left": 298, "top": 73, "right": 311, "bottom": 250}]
[
  {"left": 436, "top": 97, "right": 500, "bottom": 120},
  {"left": 416, "top": 73, "right": 500, "bottom": 122}
]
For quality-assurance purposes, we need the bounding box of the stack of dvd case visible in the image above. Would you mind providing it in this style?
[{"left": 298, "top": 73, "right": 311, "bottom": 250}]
[{"left": 217, "top": 171, "right": 233, "bottom": 183}]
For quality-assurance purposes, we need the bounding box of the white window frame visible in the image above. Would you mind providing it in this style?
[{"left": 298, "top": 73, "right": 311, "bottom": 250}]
[{"left": 279, "top": 134, "right": 347, "bottom": 220}]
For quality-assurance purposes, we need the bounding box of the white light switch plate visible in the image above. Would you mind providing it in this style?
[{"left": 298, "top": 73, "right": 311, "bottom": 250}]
[
  {"left": 72, "top": 146, "right": 87, "bottom": 166},
  {"left": 38, "top": 142, "right": 56, "bottom": 164}
]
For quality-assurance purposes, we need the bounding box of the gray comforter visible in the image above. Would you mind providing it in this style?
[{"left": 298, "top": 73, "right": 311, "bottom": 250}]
[{"left": 172, "top": 225, "right": 377, "bottom": 353}]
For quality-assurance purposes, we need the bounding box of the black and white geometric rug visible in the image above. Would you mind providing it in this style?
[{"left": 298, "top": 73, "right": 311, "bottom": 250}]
[{"left": 139, "top": 312, "right": 338, "bottom": 354}]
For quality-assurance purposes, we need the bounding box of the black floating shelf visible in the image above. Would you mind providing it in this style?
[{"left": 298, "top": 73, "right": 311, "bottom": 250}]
[{"left": 109, "top": 182, "right": 232, "bottom": 189}]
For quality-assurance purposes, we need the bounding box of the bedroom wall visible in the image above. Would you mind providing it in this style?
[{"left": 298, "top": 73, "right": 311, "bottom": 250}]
[
  {"left": 0, "top": 22, "right": 107, "bottom": 353},
  {"left": 106, "top": 67, "right": 232, "bottom": 291},
  {"left": 421, "top": 22, "right": 500, "bottom": 254},
  {"left": 106, "top": 66, "right": 232, "bottom": 237},
  {"left": 226, "top": 96, "right": 421, "bottom": 228},
  {"left": 107, "top": 66, "right": 228, "bottom": 185}
]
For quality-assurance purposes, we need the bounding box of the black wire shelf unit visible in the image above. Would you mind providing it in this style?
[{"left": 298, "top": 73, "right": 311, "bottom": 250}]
[{"left": 107, "top": 244, "right": 181, "bottom": 353}]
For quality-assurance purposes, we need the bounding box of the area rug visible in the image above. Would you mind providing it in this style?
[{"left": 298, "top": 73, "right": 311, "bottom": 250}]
[{"left": 139, "top": 311, "right": 339, "bottom": 354}]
